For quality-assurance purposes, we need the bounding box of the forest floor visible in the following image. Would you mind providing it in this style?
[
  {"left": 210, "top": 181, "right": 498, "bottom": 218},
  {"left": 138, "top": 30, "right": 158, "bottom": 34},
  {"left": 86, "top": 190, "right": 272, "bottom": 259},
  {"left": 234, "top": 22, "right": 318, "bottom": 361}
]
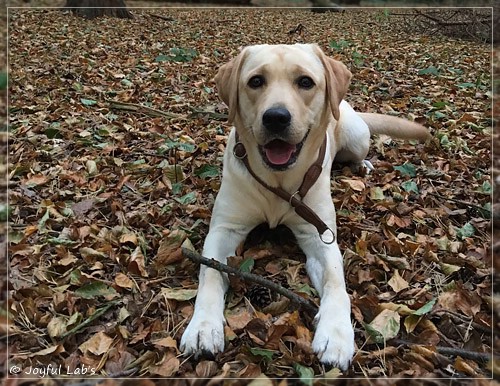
[{"left": 3, "top": 4, "right": 497, "bottom": 385}]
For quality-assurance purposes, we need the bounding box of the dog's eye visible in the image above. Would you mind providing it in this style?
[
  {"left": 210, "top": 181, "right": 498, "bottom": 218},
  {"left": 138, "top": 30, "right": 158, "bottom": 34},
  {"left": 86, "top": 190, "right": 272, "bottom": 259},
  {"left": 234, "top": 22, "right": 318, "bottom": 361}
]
[
  {"left": 297, "top": 76, "right": 315, "bottom": 89},
  {"left": 248, "top": 75, "right": 265, "bottom": 89}
]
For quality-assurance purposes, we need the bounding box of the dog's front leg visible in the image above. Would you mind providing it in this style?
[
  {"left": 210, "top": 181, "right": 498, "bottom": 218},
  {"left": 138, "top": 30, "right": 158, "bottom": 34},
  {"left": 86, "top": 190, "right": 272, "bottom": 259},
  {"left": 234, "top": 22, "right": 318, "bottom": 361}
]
[
  {"left": 294, "top": 230, "right": 355, "bottom": 371},
  {"left": 180, "top": 224, "right": 248, "bottom": 358}
]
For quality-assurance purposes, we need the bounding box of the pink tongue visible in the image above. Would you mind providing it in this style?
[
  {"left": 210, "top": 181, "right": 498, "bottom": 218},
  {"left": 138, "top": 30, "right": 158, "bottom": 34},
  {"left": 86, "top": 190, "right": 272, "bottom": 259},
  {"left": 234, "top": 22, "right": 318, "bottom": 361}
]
[{"left": 264, "top": 140, "right": 296, "bottom": 165}]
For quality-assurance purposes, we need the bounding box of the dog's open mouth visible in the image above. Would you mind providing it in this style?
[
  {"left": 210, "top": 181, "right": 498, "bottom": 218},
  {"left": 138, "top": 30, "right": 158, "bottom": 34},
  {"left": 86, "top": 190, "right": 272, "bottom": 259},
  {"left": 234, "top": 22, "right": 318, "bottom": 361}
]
[
  {"left": 259, "top": 133, "right": 308, "bottom": 170},
  {"left": 263, "top": 140, "right": 297, "bottom": 165}
]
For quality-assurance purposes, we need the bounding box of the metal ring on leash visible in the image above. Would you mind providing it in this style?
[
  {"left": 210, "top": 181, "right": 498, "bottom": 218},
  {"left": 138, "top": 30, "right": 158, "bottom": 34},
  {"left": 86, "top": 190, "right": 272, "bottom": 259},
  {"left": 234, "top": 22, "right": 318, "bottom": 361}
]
[
  {"left": 233, "top": 142, "right": 247, "bottom": 159},
  {"left": 320, "top": 227, "right": 335, "bottom": 244},
  {"left": 289, "top": 190, "right": 301, "bottom": 205}
]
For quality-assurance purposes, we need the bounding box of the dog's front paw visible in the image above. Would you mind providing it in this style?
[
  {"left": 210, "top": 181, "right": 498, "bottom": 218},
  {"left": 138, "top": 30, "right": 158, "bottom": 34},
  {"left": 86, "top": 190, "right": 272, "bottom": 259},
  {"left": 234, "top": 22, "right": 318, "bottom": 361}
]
[
  {"left": 312, "top": 316, "right": 355, "bottom": 371},
  {"left": 180, "top": 311, "right": 225, "bottom": 358}
]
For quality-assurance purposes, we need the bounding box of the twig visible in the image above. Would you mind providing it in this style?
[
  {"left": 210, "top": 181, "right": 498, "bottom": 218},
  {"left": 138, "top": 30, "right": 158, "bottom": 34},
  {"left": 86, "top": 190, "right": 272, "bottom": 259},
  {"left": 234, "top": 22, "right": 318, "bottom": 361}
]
[
  {"left": 147, "top": 13, "right": 175, "bottom": 21},
  {"left": 104, "top": 98, "right": 184, "bottom": 120},
  {"left": 434, "top": 309, "right": 492, "bottom": 335},
  {"left": 135, "top": 151, "right": 171, "bottom": 160},
  {"left": 414, "top": 10, "right": 490, "bottom": 26},
  {"left": 188, "top": 106, "right": 228, "bottom": 121},
  {"left": 389, "top": 339, "right": 494, "bottom": 362},
  {"left": 181, "top": 247, "right": 319, "bottom": 316},
  {"left": 426, "top": 191, "right": 490, "bottom": 213},
  {"left": 61, "top": 300, "right": 119, "bottom": 339}
]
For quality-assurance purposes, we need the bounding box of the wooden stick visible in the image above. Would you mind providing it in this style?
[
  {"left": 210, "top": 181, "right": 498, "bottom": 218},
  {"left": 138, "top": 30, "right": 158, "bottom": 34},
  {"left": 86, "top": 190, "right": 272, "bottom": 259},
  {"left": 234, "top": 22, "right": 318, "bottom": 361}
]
[
  {"left": 389, "top": 339, "right": 494, "bottom": 362},
  {"left": 181, "top": 247, "right": 319, "bottom": 316},
  {"left": 426, "top": 191, "right": 489, "bottom": 213},
  {"left": 188, "top": 106, "right": 228, "bottom": 121},
  {"left": 104, "top": 98, "right": 183, "bottom": 120},
  {"left": 147, "top": 13, "right": 175, "bottom": 22}
]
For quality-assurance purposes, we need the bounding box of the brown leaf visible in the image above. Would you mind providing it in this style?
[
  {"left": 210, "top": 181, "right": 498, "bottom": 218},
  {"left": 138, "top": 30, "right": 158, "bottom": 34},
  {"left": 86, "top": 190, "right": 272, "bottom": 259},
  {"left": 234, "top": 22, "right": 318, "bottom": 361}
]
[
  {"left": 128, "top": 246, "right": 148, "bottom": 277},
  {"left": 454, "top": 356, "right": 479, "bottom": 376},
  {"left": 79, "top": 331, "right": 114, "bottom": 356},
  {"left": 72, "top": 198, "right": 97, "bottom": 217},
  {"left": 238, "top": 363, "right": 261, "bottom": 378},
  {"left": 341, "top": 178, "right": 365, "bottom": 192},
  {"left": 155, "top": 229, "right": 188, "bottom": 266},
  {"left": 226, "top": 306, "right": 253, "bottom": 331},
  {"left": 24, "top": 174, "right": 49, "bottom": 187},
  {"left": 151, "top": 336, "right": 178, "bottom": 350},
  {"left": 47, "top": 316, "right": 67, "bottom": 338},
  {"left": 114, "top": 273, "right": 135, "bottom": 289},
  {"left": 149, "top": 353, "right": 180, "bottom": 377},
  {"left": 387, "top": 270, "right": 409, "bottom": 293},
  {"left": 196, "top": 361, "right": 218, "bottom": 378}
]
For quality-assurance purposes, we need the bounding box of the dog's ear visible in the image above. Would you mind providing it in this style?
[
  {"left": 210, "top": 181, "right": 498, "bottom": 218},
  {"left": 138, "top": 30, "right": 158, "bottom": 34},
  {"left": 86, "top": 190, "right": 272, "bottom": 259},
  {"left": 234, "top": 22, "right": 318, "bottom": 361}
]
[
  {"left": 214, "top": 48, "right": 248, "bottom": 124},
  {"left": 315, "top": 47, "right": 352, "bottom": 121}
]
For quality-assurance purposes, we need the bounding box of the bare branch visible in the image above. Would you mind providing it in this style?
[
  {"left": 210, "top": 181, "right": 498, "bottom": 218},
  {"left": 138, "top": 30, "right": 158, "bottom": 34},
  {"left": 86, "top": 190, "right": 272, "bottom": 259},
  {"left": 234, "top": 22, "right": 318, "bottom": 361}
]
[{"left": 181, "top": 247, "right": 319, "bottom": 316}]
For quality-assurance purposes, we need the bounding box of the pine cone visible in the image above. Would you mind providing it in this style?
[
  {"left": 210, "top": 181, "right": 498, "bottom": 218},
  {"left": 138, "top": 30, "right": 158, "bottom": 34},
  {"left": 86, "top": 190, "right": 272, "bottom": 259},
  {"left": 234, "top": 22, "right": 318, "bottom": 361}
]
[{"left": 246, "top": 285, "right": 272, "bottom": 309}]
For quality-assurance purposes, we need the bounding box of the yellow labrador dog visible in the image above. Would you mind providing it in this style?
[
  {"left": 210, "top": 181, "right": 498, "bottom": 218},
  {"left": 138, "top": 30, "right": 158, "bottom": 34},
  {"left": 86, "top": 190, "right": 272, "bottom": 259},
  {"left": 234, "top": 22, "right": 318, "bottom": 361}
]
[{"left": 180, "top": 44, "right": 429, "bottom": 370}]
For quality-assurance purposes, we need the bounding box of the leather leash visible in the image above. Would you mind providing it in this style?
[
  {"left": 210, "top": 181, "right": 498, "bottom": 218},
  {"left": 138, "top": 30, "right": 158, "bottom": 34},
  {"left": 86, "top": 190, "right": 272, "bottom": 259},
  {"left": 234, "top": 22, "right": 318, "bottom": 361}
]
[{"left": 233, "top": 133, "right": 335, "bottom": 244}]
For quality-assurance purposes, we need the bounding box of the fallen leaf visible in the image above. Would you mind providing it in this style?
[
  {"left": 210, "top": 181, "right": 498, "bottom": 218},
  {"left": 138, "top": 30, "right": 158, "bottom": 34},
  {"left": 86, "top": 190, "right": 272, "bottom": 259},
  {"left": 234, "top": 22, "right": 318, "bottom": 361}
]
[{"left": 79, "top": 332, "right": 114, "bottom": 356}]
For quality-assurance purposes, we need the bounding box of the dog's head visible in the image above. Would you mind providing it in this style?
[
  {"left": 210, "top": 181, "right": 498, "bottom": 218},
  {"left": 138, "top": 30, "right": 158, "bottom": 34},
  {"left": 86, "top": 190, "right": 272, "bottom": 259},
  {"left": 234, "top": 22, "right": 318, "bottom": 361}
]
[{"left": 215, "top": 44, "right": 351, "bottom": 170}]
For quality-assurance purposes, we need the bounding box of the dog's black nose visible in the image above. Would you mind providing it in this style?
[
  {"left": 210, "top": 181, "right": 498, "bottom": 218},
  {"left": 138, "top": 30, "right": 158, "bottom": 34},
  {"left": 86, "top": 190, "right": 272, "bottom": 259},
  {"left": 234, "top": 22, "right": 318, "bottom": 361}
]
[{"left": 262, "top": 107, "right": 291, "bottom": 132}]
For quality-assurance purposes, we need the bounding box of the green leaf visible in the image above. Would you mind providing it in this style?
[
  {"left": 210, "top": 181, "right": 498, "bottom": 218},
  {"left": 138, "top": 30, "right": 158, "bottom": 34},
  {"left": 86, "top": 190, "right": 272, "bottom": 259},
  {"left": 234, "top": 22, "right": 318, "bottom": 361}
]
[
  {"left": 457, "top": 82, "right": 476, "bottom": 89},
  {"left": 0, "top": 72, "right": 7, "bottom": 90},
  {"left": 164, "top": 165, "right": 184, "bottom": 183},
  {"left": 120, "top": 78, "right": 133, "bottom": 87},
  {"left": 436, "top": 236, "right": 450, "bottom": 251},
  {"left": 175, "top": 191, "right": 197, "bottom": 205},
  {"left": 294, "top": 283, "right": 317, "bottom": 296},
  {"left": 178, "top": 142, "right": 196, "bottom": 152},
  {"left": 418, "top": 66, "right": 440, "bottom": 76},
  {"left": 412, "top": 298, "right": 436, "bottom": 316},
  {"left": 156, "top": 48, "right": 198, "bottom": 63},
  {"left": 365, "top": 309, "right": 400, "bottom": 343},
  {"left": 162, "top": 139, "right": 196, "bottom": 153},
  {"left": 194, "top": 164, "right": 220, "bottom": 179},
  {"left": 456, "top": 222, "right": 475, "bottom": 240},
  {"left": 45, "top": 127, "right": 62, "bottom": 139},
  {"left": 37, "top": 209, "right": 50, "bottom": 233},
  {"left": 329, "top": 39, "right": 350, "bottom": 51},
  {"left": 169, "top": 47, "right": 198, "bottom": 62},
  {"left": 363, "top": 321, "right": 385, "bottom": 344},
  {"left": 172, "top": 182, "right": 183, "bottom": 195},
  {"left": 432, "top": 111, "right": 447, "bottom": 120},
  {"left": 80, "top": 98, "right": 97, "bottom": 106},
  {"left": 72, "top": 82, "right": 83, "bottom": 92},
  {"left": 239, "top": 258, "right": 254, "bottom": 273},
  {"left": 70, "top": 269, "right": 83, "bottom": 285},
  {"left": 479, "top": 180, "right": 492, "bottom": 195},
  {"left": 0, "top": 204, "right": 10, "bottom": 222},
  {"left": 293, "top": 363, "right": 315, "bottom": 385},
  {"left": 248, "top": 347, "right": 275, "bottom": 361},
  {"left": 480, "top": 202, "right": 492, "bottom": 218},
  {"left": 394, "top": 163, "right": 416, "bottom": 177},
  {"left": 432, "top": 101, "right": 448, "bottom": 109},
  {"left": 155, "top": 54, "right": 169, "bottom": 62},
  {"left": 401, "top": 180, "right": 419, "bottom": 194},
  {"left": 440, "top": 262, "right": 461, "bottom": 276},
  {"left": 47, "top": 237, "right": 77, "bottom": 246},
  {"left": 438, "top": 133, "right": 451, "bottom": 149},
  {"left": 74, "top": 282, "right": 118, "bottom": 299},
  {"left": 370, "top": 186, "right": 385, "bottom": 201}
]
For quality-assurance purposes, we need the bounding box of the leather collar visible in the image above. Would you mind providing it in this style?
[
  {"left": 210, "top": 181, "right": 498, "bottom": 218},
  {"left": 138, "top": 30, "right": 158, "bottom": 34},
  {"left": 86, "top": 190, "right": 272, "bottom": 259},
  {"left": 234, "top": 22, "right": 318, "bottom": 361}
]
[{"left": 233, "top": 133, "right": 335, "bottom": 244}]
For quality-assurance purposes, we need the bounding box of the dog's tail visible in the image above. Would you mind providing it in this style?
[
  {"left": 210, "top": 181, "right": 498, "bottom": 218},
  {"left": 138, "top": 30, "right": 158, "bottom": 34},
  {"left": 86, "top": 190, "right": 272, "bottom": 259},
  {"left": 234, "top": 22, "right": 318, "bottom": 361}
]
[{"left": 358, "top": 113, "right": 430, "bottom": 141}]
